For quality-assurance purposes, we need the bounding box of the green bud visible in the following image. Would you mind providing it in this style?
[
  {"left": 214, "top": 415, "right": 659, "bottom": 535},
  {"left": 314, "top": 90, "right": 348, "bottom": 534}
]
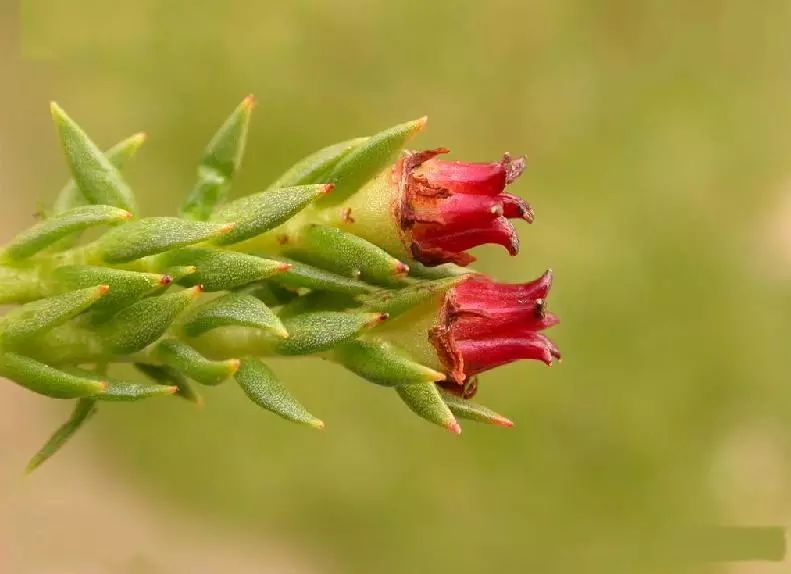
[
  {"left": 332, "top": 339, "right": 445, "bottom": 387},
  {"left": 100, "top": 286, "right": 201, "bottom": 354},
  {"left": 277, "top": 311, "right": 387, "bottom": 356},
  {"left": 54, "top": 132, "right": 146, "bottom": 215},
  {"left": 235, "top": 358, "right": 323, "bottom": 428},
  {"left": 3, "top": 205, "right": 131, "bottom": 260},
  {"left": 268, "top": 137, "right": 367, "bottom": 188},
  {"left": 181, "top": 292, "right": 287, "bottom": 338},
  {"left": 50, "top": 265, "right": 168, "bottom": 315},
  {"left": 135, "top": 363, "right": 202, "bottom": 405},
  {"left": 180, "top": 96, "right": 255, "bottom": 220},
  {"left": 155, "top": 248, "right": 289, "bottom": 291},
  {"left": 359, "top": 276, "right": 465, "bottom": 318},
  {"left": 270, "top": 257, "right": 376, "bottom": 296},
  {"left": 26, "top": 398, "right": 98, "bottom": 473},
  {"left": 211, "top": 184, "right": 331, "bottom": 245},
  {"left": 94, "top": 217, "right": 234, "bottom": 263},
  {"left": 317, "top": 117, "right": 426, "bottom": 205},
  {"left": 154, "top": 338, "right": 239, "bottom": 386},
  {"left": 396, "top": 383, "right": 460, "bottom": 434},
  {"left": 1, "top": 285, "right": 109, "bottom": 345},
  {"left": 50, "top": 102, "right": 138, "bottom": 213},
  {"left": 0, "top": 352, "right": 106, "bottom": 398},
  {"left": 439, "top": 390, "right": 513, "bottom": 428},
  {"left": 288, "top": 224, "right": 409, "bottom": 286}
]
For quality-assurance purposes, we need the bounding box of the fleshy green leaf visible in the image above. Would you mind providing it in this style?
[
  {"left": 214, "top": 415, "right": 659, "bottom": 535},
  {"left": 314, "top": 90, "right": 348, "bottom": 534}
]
[
  {"left": 50, "top": 102, "right": 138, "bottom": 213},
  {"left": 359, "top": 276, "right": 465, "bottom": 317},
  {"left": 0, "top": 352, "right": 106, "bottom": 399},
  {"left": 94, "top": 217, "right": 234, "bottom": 263},
  {"left": 235, "top": 358, "right": 323, "bottom": 428},
  {"left": 439, "top": 390, "right": 513, "bottom": 428},
  {"left": 181, "top": 292, "right": 286, "bottom": 338},
  {"left": 396, "top": 383, "right": 460, "bottom": 434},
  {"left": 154, "top": 338, "right": 239, "bottom": 386},
  {"left": 276, "top": 311, "right": 387, "bottom": 356},
  {"left": 268, "top": 137, "right": 367, "bottom": 188},
  {"left": 211, "top": 184, "right": 331, "bottom": 245},
  {"left": 50, "top": 265, "right": 169, "bottom": 315},
  {"left": 154, "top": 248, "right": 288, "bottom": 291},
  {"left": 53, "top": 132, "right": 146, "bottom": 215},
  {"left": 333, "top": 339, "right": 445, "bottom": 387},
  {"left": 3, "top": 205, "right": 131, "bottom": 260},
  {"left": 317, "top": 117, "right": 426, "bottom": 205},
  {"left": 287, "top": 224, "right": 408, "bottom": 286},
  {"left": 135, "top": 363, "right": 202, "bottom": 405},
  {"left": 65, "top": 366, "right": 177, "bottom": 402},
  {"left": 26, "top": 398, "right": 97, "bottom": 473},
  {"left": 100, "top": 378, "right": 178, "bottom": 401},
  {"left": 99, "top": 286, "right": 202, "bottom": 353},
  {"left": 269, "top": 257, "right": 376, "bottom": 296},
  {"left": 1, "top": 285, "right": 109, "bottom": 344},
  {"left": 180, "top": 96, "right": 255, "bottom": 220}
]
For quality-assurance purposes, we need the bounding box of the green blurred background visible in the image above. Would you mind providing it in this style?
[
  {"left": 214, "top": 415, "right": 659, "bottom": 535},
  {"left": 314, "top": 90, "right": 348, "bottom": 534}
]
[{"left": 2, "top": 1, "right": 791, "bottom": 573}]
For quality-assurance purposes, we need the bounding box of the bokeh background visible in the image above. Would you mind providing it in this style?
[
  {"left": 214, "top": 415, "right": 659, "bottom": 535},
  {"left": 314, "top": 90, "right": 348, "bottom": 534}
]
[{"left": 2, "top": 1, "right": 791, "bottom": 573}]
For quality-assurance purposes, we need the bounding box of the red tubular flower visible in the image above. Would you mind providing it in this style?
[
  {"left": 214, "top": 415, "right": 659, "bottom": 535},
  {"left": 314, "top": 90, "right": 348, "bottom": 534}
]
[
  {"left": 430, "top": 270, "right": 560, "bottom": 394},
  {"left": 399, "top": 149, "right": 533, "bottom": 266}
]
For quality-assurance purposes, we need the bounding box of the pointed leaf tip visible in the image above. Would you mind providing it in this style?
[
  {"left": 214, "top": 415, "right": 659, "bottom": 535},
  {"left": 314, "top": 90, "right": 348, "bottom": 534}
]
[
  {"left": 439, "top": 390, "right": 514, "bottom": 428},
  {"left": 242, "top": 94, "right": 256, "bottom": 109},
  {"left": 366, "top": 312, "right": 389, "bottom": 327},
  {"left": 446, "top": 420, "right": 462, "bottom": 435}
]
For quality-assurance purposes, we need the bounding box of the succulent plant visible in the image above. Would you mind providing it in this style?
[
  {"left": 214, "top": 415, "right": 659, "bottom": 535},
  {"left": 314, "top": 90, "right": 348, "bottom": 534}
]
[{"left": 0, "top": 97, "right": 560, "bottom": 471}]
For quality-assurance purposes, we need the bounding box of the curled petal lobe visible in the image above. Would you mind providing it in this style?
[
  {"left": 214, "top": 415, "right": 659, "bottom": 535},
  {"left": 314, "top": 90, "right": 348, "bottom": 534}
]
[
  {"left": 430, "top": 272, "right": 560, "bottom": 384},
  {"left": 399, "top": 150, "right": 532, "bottom": 266}
]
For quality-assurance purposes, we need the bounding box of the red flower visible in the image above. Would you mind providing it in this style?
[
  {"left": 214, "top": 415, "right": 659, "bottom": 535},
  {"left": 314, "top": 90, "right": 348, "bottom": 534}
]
[
  {"left": 398, "top": 149, "right": 533, "bottom": 266},
  {"left": 430, "top": 270, "right": 560, "bottom": 392}
]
